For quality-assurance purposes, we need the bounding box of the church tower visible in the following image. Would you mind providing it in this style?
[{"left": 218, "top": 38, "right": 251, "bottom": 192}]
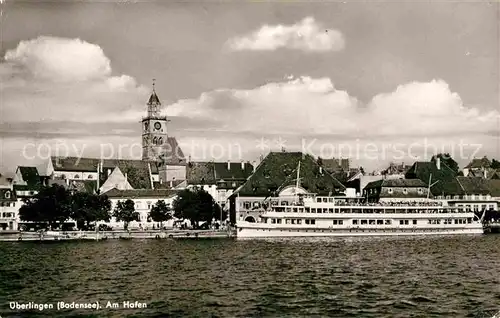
[{"left": 142, "top": 80, "right": 169, "bottom": 162}]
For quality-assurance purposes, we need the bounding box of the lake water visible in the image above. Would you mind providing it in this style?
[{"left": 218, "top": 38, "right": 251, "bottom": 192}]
[{"left": 0, "top": 235, "right": 499, "bottom": 317}]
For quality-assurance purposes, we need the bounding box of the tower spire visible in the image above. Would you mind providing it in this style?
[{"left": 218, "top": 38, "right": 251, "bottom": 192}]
[{"left": 152, "top": 78, "right": 156, "bottom": 92}]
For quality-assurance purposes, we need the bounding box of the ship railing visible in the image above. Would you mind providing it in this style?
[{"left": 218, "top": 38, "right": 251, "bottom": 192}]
[{"left": 334, "top": 201, "right": 443, "bottom": 207}]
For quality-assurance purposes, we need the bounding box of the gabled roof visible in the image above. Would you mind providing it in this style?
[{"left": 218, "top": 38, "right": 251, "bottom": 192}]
[
  {"left": 465, "top": 157, "right": 491, "bottom": 169},
  {"left": 104, "top": 188, "right": 177, "bottom": 199},
  {"left": 52, "top": 156, "right": 154, "bottom": 189},
  {"left": 100, "top": 167, "right": 133, "bottom": 194},
  {"left": 16, "top": 166, "right": 41, "bottom": 189},
  {"left": 186, "top": 161, "right": 254, "bottom": 185},
  {"left": 51, "top": 156, "right": 160, "bottom": 174},
  {"left": 233, "top": 152, "right": 345, "bottom": 197},
  {"left": 405, "top": 161, "right": 459, "bottom": 196},
  {"left": 0, "top": 188, "right": 16, "bottom": 202}
]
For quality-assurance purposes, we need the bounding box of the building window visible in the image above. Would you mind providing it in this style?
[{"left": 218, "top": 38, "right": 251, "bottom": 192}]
[
  {"left": 388, "top": 188, "right": 393, "bottom": 194},
  {"left": 418, "top": 188, "right": 423, "bottom": 194},
  {"left": 403, "top": 188, "right": 408, "bottom": 194},
  {"left": 88, "top": 175, "right": 93, "bottom": 179},
  {"left": 158, "top": 137, "right": 163, "bottom": 145},
  {"left": 74, "top": 175, "right": 80, "bottom": 179}
]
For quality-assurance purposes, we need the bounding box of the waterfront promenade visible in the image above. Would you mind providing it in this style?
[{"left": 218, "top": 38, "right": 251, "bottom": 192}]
[{"left": 0, "top": 229, "right": 235, "bottom": 241}]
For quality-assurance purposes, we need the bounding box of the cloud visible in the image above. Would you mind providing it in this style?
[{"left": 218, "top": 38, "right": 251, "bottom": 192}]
[
  {"left": 0, "top": 36, "right": 149, "bottom": 125},
  {"left": 226, "top": 17, "right": 345, "bottom": 52},
  {"left": 169, "top": 76, "right": 499, "bottom": 138}
]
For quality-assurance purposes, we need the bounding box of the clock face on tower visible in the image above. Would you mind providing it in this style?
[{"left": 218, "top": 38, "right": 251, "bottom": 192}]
[{"left": 154, "top": 122, "right": 161, "bottom": 130}]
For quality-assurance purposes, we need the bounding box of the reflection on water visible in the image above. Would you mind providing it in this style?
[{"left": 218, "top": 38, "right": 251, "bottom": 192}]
[{"left": 0, "top": 235, "right": 499, "bottom": 317}]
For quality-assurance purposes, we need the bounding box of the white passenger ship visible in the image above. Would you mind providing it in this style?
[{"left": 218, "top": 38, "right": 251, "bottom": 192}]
[{"left": 236, "top": 163, "right": 485, "bottom": 239}]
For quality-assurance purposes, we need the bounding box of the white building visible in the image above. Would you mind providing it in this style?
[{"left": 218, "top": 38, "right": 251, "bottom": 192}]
[{"left": 103, "top": 188, "right": 179, "bottom": 229}]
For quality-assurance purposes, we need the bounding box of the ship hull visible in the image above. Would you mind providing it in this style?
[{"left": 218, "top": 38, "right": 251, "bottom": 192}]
[{"left": 236, "top": 224, "right": 484, "bottom": 239}]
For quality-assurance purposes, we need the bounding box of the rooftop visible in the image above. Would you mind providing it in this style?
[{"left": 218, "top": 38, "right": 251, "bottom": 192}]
[{"left": 233, "top": 152, "right": 345, "bottom": 197}]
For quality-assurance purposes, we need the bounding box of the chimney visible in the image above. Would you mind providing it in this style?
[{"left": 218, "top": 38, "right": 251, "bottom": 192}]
[
  {"left": 227, "top": 160, "right": 231, "bottom": 170},
  {"left": 252, "top": 161, "right": 257, "bottom": 173},
  {"left": 436, "top": 157, "right": 441, "bottom": 170},
  {"left": 319, "top": 166, "right": 323, "bottom": 174},
  {"left": 241, "top": 161, "right": 245, "bottom": 170},
  {"left": 188, "top": 155, "right": 192, "bottom": 163},
  {"left": 484, "top": 169, "right": 487, "bottom": 178}
]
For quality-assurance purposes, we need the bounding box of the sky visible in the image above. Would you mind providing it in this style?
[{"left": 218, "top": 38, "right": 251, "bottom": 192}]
[{"left": 0, "top": 0, "right": 499, "bottom": 174}]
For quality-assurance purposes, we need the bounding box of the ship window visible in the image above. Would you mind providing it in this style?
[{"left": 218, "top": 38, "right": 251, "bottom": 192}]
[
  {"left": 413, "top": 220, "right": 417, "bottom": 225},
  {"left": 385, "top": 220, "right": 391, "bottom": 225},
  {"left": 297, "top": 219, "right": 302, "bottom": 225},
  {"left": 310, "top": 219, "right": 315, "bottom": 225},
  {"left": 361, "top": 220, "right": 368, "bottom": 225},
  {"left": 377, "top": 220, "right": 383, "bottom": 225},
  {"left": 305, "top": 219, "right": 310, "bottom": 224},
  {"left": 353, "top": 220, "right": 358, "bottom": 225},
  {"left": 400, "top": 220, "right": 404, "bottom": 225},
  {"left": 369, "top": 220, "right": 375, "bottom": 225},
  {"left": 339, "top": 220, "right": 343, "bottom": 225},
  {"left": 277, "top": 219, "right": 282, "bottom": 224}
]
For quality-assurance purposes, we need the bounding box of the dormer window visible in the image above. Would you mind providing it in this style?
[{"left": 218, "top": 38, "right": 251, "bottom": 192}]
[
  {"left": 74, "top": 175, "right": 80, "bottom": 179},
  {"left": 388, "top": 188, "right": 393, "bottom": 194},
  {"left": 88, "top": 175, "right": 93, "bottom": 179},
  {"left": 403, "top": 188, "right": 408, "bottom": 194},
  {"left": 4, "top": 191, "right": 11, "bottom": 199}
]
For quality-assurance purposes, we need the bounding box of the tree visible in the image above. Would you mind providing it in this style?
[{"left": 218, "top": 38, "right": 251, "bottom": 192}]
[
  {"left": 71, "top": 192, "right": 111, "bottom": 230},
  {"left": 113, "top": 199, "right": 139, "bottom": 230},
  {"left": 149, "top": 200, "right": 172, "bottom": 228},
  {"left": 19, "top": 184, "right": 72, "bottom": 229},
  {"left": 431, "top": 153, "right": 459, "bottom": 173},
  {"left": 173, "top": 188, "right": 222, "bottom": 228},
  {"left": 492, "top": 159, "right": 500, "bottom": 169}
]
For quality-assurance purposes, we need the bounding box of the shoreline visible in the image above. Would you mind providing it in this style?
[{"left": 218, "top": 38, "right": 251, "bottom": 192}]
[{"left": 0, "top": 229, "right": 236, "bottom": 241}]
